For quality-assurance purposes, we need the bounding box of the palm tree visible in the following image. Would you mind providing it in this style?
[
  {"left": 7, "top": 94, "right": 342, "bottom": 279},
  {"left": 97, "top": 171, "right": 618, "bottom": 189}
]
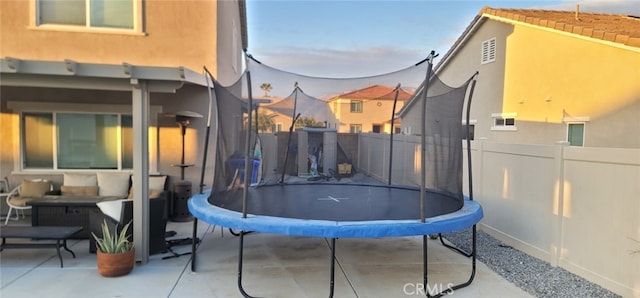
[
  {"left": 295, "top": 116, "right": 323, "bottom": 128},
  {"left": 256, "top": 110, "right": 276, "bottom": 132},
  {"left": 260, "top": 83, "right": 272, "bottom": 97},
  {"left": 245, "top": 110, "right": 277, "bottom": 133}
]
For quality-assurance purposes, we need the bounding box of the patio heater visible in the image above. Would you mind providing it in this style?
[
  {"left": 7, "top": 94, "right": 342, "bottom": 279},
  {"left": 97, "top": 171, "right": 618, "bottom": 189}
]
[{"left": 166, "top": 111, "right": 202, "bottom": 222}]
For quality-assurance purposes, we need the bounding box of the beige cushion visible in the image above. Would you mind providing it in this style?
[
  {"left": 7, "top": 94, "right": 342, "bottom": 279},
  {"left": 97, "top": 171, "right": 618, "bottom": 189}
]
[
  {"left": 60, "top": 185, "right": 99, "bottom": 196},
  {"left": 129, "top": 175, "right": 166, "bottom": 191},
  {"left": 128, "top": 187, "right": 164, "bottom": 199},
  {"left": 63, "top": 173, "right": 97, "bottom": 186},
  {"left": 128, "top": 175, "right": 166, "bottom": 199},
  {"left": 20, "top": 180, "right": 52, "bottom": 197},
  {"left": 8, "top": 196, "right": 37, "bottom": 207},
  {"left": 97, "top": 172, "right": 131, "bottom": 197},
  {"left": 149, "top": 176, "right": 167, "bottom": 190}
]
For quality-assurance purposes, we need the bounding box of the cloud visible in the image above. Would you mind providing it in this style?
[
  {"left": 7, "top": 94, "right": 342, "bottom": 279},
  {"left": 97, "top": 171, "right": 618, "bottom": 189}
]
[
  {"left": 253, "top": 46, "right": 426, "bottom": 78},
  {"left": 247, "top": 0, "right": 639, "bottom": 84}
]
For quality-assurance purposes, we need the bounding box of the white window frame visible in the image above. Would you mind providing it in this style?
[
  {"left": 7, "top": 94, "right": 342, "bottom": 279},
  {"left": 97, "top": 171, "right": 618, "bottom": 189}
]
[
  {"left": 349, "top": 124, "right": 362, "bottom": 133},
  {"left": 481, "top": 38, "right": 497, "bottom": 64},
  {"left": 31, "top": 0, "right": 144, "bottom": 34},
  {"left": 350, "top": 100, "right": 363, "bottom": 113},
  {"left": 462, "top": 119, "right": 477, "bottom": 140},
  {"left": 566, "top": 122, "right": 586, "bottom": 147},
  {"left": 490, "top": 112, "right": 517, "bottom": 131},
  {"left": 563, "top": 116, "right": 590, "bottom": 147},
  {"left": 8, "top": 101, "right": 161, "bottom": 173}
]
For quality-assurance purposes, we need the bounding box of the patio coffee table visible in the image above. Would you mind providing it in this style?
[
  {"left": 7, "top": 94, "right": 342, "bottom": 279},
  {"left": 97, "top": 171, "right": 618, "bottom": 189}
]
[
  {"left": 28, "top": 197, "right": 110, "bottom": 239},
  {"left": 0, "top": 226, "right": 83, "bottom": 268}
]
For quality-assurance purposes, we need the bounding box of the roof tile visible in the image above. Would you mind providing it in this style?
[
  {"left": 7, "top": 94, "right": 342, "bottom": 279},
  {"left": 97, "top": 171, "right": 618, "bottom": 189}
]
[
  {"left": 572, "top": 25, "right": 582, "bottom": 34},
  {"left": 330, "top": 85, "right": 413, "bottom": 101},
  {"left": 480, "top": 7, "right": 640, "bottom": 48},
  {"left": 628, "top": 37, "right": 640, "bottom": 47},
  {"left": 603, "top": 31, "right": 617, "bottom": 42},
  {"left": 582, "top": 27, "right": 594, "bottom": 37},
  {"left": 615, "top": 34, "right": 630, "bottom": 44}
]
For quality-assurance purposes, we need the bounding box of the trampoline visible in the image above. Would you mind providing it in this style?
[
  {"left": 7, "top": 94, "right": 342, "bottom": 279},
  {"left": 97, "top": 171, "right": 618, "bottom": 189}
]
[
  {"left": 189, "top": 52, "right": 482, "bottom": 297},
  {"left": 191, "top": 183, "right": 482, "bottom": 238}
]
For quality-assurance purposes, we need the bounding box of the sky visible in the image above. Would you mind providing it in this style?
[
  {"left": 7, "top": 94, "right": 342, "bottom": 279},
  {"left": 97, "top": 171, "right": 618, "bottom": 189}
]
[{"left": 244, "top": 0, "right": 640, "bottom": 79}]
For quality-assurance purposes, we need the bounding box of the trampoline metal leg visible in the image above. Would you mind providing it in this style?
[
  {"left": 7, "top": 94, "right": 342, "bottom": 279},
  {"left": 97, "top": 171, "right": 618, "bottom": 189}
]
[
  {"left": 236, "top": 233, "right": 337, "bottom": 298},
  {"left": 237, "top": 231, "right": 257, "bottom": 298},
  {"left": 438, "top": 233, "right": 472, "bottom": 258},
  {"left": 329, "top": 238, "right": 335, "bottom": 298},
  {"left": 423, "top": 235, "right": 428, "bottom": 294},
  {"left": 425, "top": 225, "right": 477, "bottom": 297},
  {"left": 191, "top": 218, "right": 198, "bottom": 272}
]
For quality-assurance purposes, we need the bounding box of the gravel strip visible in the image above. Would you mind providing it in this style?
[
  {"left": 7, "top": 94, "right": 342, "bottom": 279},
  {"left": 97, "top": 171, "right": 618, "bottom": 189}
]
[{"left": 441, "top": 229, "right": 621, "bottom": 298}]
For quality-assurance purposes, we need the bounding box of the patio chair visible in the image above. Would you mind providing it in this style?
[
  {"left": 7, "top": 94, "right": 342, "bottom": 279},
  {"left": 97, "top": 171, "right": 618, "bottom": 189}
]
[{"left": 4, "top": 179, "right": 53, "bottom": 225}]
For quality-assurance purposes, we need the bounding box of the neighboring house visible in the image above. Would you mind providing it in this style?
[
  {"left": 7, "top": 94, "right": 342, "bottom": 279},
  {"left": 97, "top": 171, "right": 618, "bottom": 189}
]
[
  {"left": 0, "top": 0, "right": 247, "bottom": 261},
  {"left": 399, "top": 7, "right": 640, "bottom": 148},
  {"left": 259, "top": 97, "right": 292, "bottom": 133},
  {"left": 260, "top": 87, "right": 336, "bottom": 132},
  {"left": 328, "top": 85, "right": 413, "bottom": 133}
]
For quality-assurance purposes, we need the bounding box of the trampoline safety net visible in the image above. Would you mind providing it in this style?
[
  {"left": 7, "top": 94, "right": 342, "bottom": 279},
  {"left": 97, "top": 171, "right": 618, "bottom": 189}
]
[{"left": 204, "top": 53, "right": 477, "bottom": 220}]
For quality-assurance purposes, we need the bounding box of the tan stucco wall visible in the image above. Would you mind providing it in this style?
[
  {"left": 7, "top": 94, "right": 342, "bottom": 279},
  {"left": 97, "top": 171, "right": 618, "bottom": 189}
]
[
  {"left": 215, "top": 0, "right": 244, "bottom": 85},
  {"left": 401, "top": 20, "right": 500, "bottom": 138},
  {"left": 0, "top": 0, "right": 246, "bottom": 201},
  {"left": 330, "top": 98, "right": 404, "bottom": 133},
  {"left": 0, "top": 0, "right": 247, "bottom": 81},
  {"left": 405, "top": 17, "right": 640, "bottom": 148}
]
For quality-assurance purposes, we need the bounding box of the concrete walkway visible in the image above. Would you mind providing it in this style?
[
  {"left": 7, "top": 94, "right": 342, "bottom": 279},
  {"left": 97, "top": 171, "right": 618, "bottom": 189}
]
[{"left": 0, "top": 219, "right": 532, "bottom": 297}]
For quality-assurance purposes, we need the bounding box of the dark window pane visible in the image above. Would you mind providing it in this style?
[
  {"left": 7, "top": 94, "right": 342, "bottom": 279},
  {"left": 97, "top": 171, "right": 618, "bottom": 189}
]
[
  {"left": 57, "top": 113, "right": 118, "bottom": 169},
  {"left": 39, "top": 0, "right": 85, "bottom": 25},
  {"left": 23, "top": 113, "right": 54, "bottom": 168},
  {"left": 505, "top": 118, "right": 515, "bottom": 126},
  {"left": 568, "top": 123, "right": 584, "bottom": 146},
  {"left": 121, "top": 115, "right": 133, "bottom": 169}
]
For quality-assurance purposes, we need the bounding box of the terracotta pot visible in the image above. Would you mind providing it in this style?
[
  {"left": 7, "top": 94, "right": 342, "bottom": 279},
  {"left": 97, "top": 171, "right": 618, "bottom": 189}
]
[{"left": 96, "top": 249, "right": 135, "bottom": 277}]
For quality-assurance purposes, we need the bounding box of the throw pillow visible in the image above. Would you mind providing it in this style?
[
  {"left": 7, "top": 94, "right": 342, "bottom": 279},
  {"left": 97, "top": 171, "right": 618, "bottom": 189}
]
[
  {"left": 129, "top": 175, "right": 167, "bottom": 191},
  {"left": 97, "top": 199, "right": 127, "bottom": 222},
  {"left": 21, "top": 180, "right": 52, "bottom": 197},
  {"left": 149, "top": 176, "right": 167, "bottom": 190},
  {"left": 63, "top": 173, "right": 98, "bottom": 186},
  {"left": 128, "top": 175, "right": 167, "bottom": 199},
  {"left": 128, "top": 187, "right": 164, "bottom": 199},
  {"left": 60, "top": 185, "right": 99, "bottom": 196},
  {"left": 97, "top": 172, "right": 131, "bottom": 197}
]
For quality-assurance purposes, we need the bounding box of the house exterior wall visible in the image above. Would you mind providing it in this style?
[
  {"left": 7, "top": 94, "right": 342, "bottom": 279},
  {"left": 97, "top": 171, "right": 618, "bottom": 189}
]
[
  {"left": 400, "top": 21, "right": 506, "bottom": 137},
  {"left": 0, "top": 1, "right": 245, "bottom": 211},
  {"left": 269, "top": 113, "right": 294, "bottom": 134},
  {"left": 498, "top": 17, "right": 640, "bottom": 148},
  {"left": 215, "top": 0, "right": 245, "bottom": 85},
  {"left": 330, "top": 98, "right": 404, "bottom": 133},
  {"left": 0, "top": 0, "right": 244, "bottom": 83},
  {"left": 403, "top": 17, "right": 640, "bottom": 148}
]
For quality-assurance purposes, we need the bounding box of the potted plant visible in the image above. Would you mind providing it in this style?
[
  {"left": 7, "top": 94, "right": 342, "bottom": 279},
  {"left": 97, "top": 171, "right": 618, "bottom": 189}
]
[{"left": 92, "top": 219, "right": 135, "bottom": 277}]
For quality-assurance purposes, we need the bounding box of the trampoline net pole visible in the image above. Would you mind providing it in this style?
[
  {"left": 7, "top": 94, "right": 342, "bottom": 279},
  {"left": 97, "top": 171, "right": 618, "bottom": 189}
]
[
  {"left": 420, "top": 51, "right": 436, "bottom": 222},
  {"left": 388, "top": 83, "right": 401, "bottom": 185},
  {"left": 242, "top": 70, "right": 254, "bottom": 218}
]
